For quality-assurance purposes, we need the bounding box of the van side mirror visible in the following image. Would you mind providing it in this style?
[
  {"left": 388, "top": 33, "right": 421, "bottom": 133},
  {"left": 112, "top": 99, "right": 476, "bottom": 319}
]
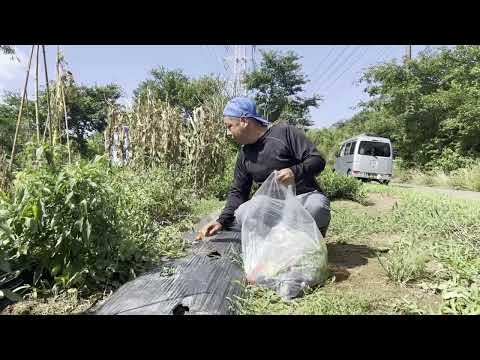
[{"left": 335, "top": 151, "right": 340, "bottom": 158}]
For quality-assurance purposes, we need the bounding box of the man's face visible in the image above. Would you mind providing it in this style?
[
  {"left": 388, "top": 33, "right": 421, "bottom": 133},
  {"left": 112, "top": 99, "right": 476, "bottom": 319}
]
[{"left": 224, "top": 116, "right": 249, "bottom": 144}]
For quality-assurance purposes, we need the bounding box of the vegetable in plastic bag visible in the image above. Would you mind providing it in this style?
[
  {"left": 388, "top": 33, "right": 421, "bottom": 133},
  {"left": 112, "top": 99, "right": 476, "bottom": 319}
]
[{"left": 235, "top": 170, "right": 328, "bottom": 300}]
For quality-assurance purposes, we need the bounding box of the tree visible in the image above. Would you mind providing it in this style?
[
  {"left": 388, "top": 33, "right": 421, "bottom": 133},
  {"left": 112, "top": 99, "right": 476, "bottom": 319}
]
[
  {"left": 0, "top": 45, "right": 15, "bottom": 55},
  {"left": 0, "top": 83, "right": 122, "bottom": 156},
  {"left": 134, "top": 67, "right": 190, "bottom": 107},
  {"left": 65, "top": 84, "right": 122, "bottom": 153},
  {"left": 0, "top": 45, "right": 19, "bottom": 62},
  {"left": 244, "top": 50, "right": 322, "bottom": 127},
  {"left": 134, "top": 67, "right": 226, "bottom": 116},
  {"left": 360, "top": 45, "right": 480, "bottom": 170},
  {"left": 0, "top": 91, "right": 38, "bottom": 154}
]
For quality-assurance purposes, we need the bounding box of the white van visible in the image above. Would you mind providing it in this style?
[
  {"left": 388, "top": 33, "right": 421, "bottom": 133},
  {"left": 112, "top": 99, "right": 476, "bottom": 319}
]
[{"left": 333, "top": 134, "right": 393, "bottom": 184}]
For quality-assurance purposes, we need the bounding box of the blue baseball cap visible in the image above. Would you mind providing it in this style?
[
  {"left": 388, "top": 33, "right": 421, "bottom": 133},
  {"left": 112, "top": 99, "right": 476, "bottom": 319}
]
[{"left": 223, "top": 97, "right": 269, "bottom": 126}]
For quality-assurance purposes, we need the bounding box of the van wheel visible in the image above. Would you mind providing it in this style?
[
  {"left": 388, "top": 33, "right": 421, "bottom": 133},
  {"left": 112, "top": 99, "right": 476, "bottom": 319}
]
[
  {"left": 383, "top": 180, "right": 390, "bottom": 185},
  {"left": 346, "top": 169, "right": 351, "bottom": 177}
]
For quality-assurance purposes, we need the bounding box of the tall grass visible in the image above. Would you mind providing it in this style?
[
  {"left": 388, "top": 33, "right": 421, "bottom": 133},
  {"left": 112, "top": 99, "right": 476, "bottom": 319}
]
[
  {"left": 449, "top": 162, "right": 480, "bottom": 191},
  {"left": 394, "top": 161, "right": 480, "bottom": 192},
  {"left": 105, "top": 92, "right": 229, "bottom": 197}
]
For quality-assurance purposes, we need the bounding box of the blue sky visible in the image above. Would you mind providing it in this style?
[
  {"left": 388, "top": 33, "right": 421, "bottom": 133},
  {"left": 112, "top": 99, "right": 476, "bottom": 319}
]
[{"left": 0, "top": 45, "right": 438, "bottom": 128}]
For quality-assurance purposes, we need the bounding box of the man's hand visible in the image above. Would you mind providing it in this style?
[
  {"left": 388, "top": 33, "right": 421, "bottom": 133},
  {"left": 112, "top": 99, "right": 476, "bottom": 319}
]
[
  {"left": 195, "top": 221, "right": 223, "bottom": 241},
  {"left": 276, "top": 168, "right": 295, "bottom": 186}
]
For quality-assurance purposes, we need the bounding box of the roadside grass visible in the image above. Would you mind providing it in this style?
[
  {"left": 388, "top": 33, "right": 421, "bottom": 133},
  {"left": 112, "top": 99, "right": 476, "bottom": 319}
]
[
  {"left": 393, "top": 162, "right": 480, "bottom": 192},
  {"left": 236, "top": 183, "right": 480, "bottom": 315}
]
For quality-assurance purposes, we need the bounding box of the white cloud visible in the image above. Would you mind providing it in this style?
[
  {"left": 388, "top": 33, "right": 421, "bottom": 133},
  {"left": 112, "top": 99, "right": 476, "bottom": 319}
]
[{"left": 0, "top": 46, "right": 29, "bottom": 91}]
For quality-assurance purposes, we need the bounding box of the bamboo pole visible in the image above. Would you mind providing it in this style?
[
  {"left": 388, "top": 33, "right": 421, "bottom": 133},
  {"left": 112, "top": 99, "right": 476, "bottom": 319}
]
[
  {"left": 41, "top": 45, "right": 53, "bottom": 146},
  {"left": 9, "top": 45, "right": 35, "bottom": 171},
  {"left": 56, "top": 46, "right": 62, "bottom": 138},
  {"left": 35, "top": 45, "right": 40, "bottom": 143},
  {"left": 61, "top": 83, "right": 71, "bottom": 164}
]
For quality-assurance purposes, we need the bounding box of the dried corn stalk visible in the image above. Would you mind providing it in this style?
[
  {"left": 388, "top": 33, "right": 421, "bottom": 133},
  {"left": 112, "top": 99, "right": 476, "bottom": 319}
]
[
  {"left": 122, "top": 89, "right": 184, "bottom": 168},
  {"left": 105, "top": 107, "right": 131, "bottom": 166},
  {"left": 105, "top": 90, "right": 229, "bottom": 195},
  {"left": 0, "top": 146, "right": 12, "bottom": 192},
  {"left": 183, "top": 96, "right": 227, "bottom": 193}
]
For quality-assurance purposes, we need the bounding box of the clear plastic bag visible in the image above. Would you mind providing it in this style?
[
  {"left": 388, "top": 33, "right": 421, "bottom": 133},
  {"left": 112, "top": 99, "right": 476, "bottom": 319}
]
[{"left": 235, "top": 170, "right": 329, "bottom": 300}]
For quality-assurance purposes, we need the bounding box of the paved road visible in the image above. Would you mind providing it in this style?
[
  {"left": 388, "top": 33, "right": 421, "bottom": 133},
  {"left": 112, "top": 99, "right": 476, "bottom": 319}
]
[{"left": 391, "top": 183, "right": 480, "bottom": 201}]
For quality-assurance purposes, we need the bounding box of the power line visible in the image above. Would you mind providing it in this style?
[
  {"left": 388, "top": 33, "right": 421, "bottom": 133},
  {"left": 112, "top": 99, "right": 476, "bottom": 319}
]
[
  {"left": 306, "top": 46, "right": 336, "bottom": 85},
  {"left": 321, "top": 46, "right": 372, "bottom": 93},
  {"left": 200, "top": 45, "right": 214, "bottom": 71},
  {"left": 375, "top": 46, "right": 391, "bottom": 62},
  {"left": 312, "top": 45, "right": 362, "bottom": 93},
  {"left": 320, "top": 46, "right": 362, "bottom": 84},
  {"left": 205, "top": 45, "right": 225, "bottom": 75},
  {"left": 380, "top": 46, "right": 401, "bottom": 63},
  {"left": 308, "top": 46, "right": 349, "bottom": 90},
  {"left": 210, "top": 45, "right": 228, "bottom": 74},
  {"left": 308, "top": 45, "right": 350, "bottom": 92},
  {"left": 336, "top": 46, "right": 398, "bottom": 89},
  {"left": 352, "top": 45, "right": 390, "bottom": 79}
]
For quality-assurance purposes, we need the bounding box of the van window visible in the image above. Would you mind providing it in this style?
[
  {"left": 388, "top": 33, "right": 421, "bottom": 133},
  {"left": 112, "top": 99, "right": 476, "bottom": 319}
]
[
  {"left": 358, "top": 141, "right": 391, "bottom": 157},
  {"left": 343, "top": 142, "right": 352, "bottom": 156},
  {"left": 349, "top": 141, "right": 356, "bottom": 155}
]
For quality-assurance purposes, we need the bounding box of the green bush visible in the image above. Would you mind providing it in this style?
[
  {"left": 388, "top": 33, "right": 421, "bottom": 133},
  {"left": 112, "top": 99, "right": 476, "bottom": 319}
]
[
  {"left": 318, "top": 167, "right": 366, "bottom": 202},
  {"left": 111, "top": 166, "right": 194, "bottom": 260},
  {"left": 15, "top": 142, "right": 72, "bottom": 171},
  {"left": 449, "top": 162, "right": 480, "bottom": 192},
  {"left": 84, "top": 133, "right": 106, "bottom": 160},
  {"left": 0, "top": 155, "right": 143, "bottom": 294},
  {"left": 206, "top": 150, "right": 236, "bottom": 201},
  {"left": 426, "top": 148, "right": 475, "bottom": 174}
]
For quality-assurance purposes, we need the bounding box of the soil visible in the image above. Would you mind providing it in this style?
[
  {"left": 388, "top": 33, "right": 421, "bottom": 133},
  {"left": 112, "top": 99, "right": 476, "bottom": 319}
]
[{"left": 324, "top": 192, "right": 442, "bottom": 314}]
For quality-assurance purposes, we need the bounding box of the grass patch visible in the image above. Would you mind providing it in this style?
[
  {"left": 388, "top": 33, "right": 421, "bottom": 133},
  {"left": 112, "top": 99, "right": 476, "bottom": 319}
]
[
  {"left": 366, "top": 184, "right": 480, "bottom": 314},
  {"left": 393, "top": 162, "right": 480, "bottom": 192},
  {"left": 190, "top": 198, "right": 224, "bottom": 218},
  {"left": 377, "top": 237, "right": 428, "bottom": 285},
  {"left": 236, "top": 182, "right": 480, "bottom": 314},
  {"left": 449, "top": 163, "right": 480, "bottom": 192},
  {"left": 232, "top": 283, "right": 371, "bottom": 315}
]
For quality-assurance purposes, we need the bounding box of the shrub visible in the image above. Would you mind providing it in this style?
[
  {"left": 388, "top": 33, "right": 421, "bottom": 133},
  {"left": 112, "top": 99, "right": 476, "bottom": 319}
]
[
  {"left": 426, "top": 148, "right": 474, "bottom": 174},
  {"left": 0, "top": 155, "right": 143, "bottom": 294},
  {"left": 111, "top": 166, "right": 194, "bottom": 260},
  {"left": 84, "top": 133, "right": 106, "bottom": 160},
  {"left": 449, "top": 162, "right": 480, "bottom": 192},
  {"left": 318, "top": 167, "right": 366, "bottom": 202},
  {"left": 205, "top": 143, "right": 237, "bottom": 201}
]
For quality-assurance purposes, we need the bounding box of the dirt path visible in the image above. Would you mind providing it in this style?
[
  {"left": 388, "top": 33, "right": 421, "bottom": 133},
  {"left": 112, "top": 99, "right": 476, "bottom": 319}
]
[
  {"left": 326, "top": 192, "right": 442, "bottom": 314},
  {"left": 391, "top": 183, "right": 480, "bottom": 201}
]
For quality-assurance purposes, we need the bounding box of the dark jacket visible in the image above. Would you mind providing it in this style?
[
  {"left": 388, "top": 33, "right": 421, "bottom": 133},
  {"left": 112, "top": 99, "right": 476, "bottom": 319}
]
[{"left": 216, "top": 123, "right": 326, "bottom": 227}]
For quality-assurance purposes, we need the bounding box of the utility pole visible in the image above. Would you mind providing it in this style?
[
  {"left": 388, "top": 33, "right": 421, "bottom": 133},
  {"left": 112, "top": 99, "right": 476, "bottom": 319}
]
[
  {"left": 229, "top": 45, "right": 256, "bottom": 97},
  {"left": 233, "top": 45, "right": 247, "bottom": 96},
  {"left": 252, "top": 45, "right": 256, "bottom": 72},
  {"left": 404, "top": 45, "right": 412, "bottom": 63}
]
